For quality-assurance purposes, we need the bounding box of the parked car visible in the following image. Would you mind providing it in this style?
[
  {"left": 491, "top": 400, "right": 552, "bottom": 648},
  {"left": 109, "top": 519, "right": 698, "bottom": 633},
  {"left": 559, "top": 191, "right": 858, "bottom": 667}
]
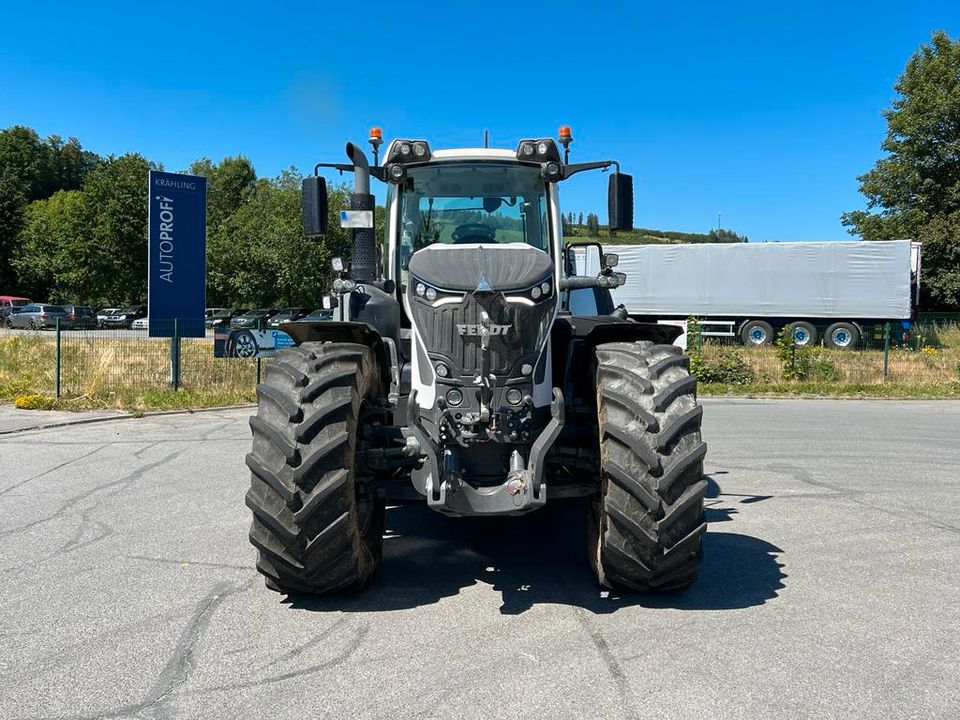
[
  {"left": 230, "top": 308, "right": 279, "bottom": 330},
  {"left": 206, "top": 307, "right": 248, "bottom": 329},
  {"left": 102, "top": 305, "right": 147, "bottom": 328},
  {"left": 266, "top": 307, "right": 313, "bottom": 328},
  {"left": 8, "top": 303, "right": 69, "bottom": 329},
  {"left": 96, "top": 308, "right": 119, "bottom": 327},
  {"left": 3, "top": 306, "right": 27, "bottom": 327},
  {"left": 300, "top": 309, "right": 334, "bottom": 322},
  {"left": 0, "top": 296, "right": 31, "bottom": 324},
  {"left": 206, "top": 307, "right": 228, "bottom": 320},
  {"left": 61, "top": 305, "right": 98, "bottom": 330},
  {"left": 131, "top": 317, "right": 149, "bottom": 330}
]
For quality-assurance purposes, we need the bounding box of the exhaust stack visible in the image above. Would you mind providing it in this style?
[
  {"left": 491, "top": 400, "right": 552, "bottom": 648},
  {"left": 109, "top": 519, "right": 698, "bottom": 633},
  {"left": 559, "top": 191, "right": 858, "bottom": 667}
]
[{"left": 345, "top": 142, "right": 377, "bottom": 282}]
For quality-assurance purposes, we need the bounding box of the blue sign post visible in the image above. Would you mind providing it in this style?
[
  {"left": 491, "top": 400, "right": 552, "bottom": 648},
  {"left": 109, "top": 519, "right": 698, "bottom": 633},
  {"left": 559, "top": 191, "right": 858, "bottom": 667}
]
[{"left": 148, "top": 170, "right": 207, "bottom": 337}]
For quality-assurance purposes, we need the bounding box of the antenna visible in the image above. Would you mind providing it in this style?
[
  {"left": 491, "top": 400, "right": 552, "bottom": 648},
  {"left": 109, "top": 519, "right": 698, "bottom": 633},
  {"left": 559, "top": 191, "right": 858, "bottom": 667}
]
[{"left": 483, "top": 129, "right": 489, "bottom": 148}]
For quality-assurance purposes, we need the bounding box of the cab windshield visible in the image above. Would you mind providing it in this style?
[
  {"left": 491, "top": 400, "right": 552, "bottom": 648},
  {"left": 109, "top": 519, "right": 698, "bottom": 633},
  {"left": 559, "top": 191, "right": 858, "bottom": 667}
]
[{"left": 397, "top": 162, "right": 550, "bottom": 284}]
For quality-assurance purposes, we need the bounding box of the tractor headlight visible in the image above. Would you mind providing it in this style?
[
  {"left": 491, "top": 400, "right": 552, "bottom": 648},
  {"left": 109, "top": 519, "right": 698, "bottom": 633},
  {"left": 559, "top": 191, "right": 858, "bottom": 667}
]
[
  {"left": 386, "top": 139, "right": 432, "bottom": 164},
  {"left": 540, "top": 281, "right": 551, "bottom": 295},
  {"left": 531, "top": 286, "right": 542, "bottom": 300},
  {"left": 425, "top": 287, "right": 437, "bottom": 301},
  {"left": 446, "top": 388, "right": 463, "bottom": 406},
  {"left": 415, "top": 283, "right": 426, "bottom": 297},
  {"left": 435, "top": 362, "right": 450, "bottom": 378},
  {"left": 541, "top": 161, "right": 563, "bottom": 182},
  {"left": 505, "top": 388, "right": 523, "bottom": 405},
  {"left": 516, "top": 138, "right": 560, "bottom": 163}
]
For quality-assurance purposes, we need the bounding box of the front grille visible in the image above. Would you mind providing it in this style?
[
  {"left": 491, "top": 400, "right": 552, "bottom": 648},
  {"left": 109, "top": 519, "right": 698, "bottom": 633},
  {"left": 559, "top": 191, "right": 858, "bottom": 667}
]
[{"left": 410, "top": 291, "right": 554, "bottom": 376}]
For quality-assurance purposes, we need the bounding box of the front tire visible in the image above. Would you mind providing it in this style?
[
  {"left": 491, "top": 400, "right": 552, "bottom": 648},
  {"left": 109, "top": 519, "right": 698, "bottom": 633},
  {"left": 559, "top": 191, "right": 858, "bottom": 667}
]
[
  {"left": 245, "top": 342, "right": 386, "bottom": 595},
  {"left": 590, "top": 342, "right": 708, "bottom": 592}
]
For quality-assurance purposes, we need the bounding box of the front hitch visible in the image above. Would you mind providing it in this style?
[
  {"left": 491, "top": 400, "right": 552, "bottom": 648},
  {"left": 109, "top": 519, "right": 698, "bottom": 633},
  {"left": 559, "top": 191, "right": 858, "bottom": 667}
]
[{"left": 406, "top": 388, "right": 565, "bottom": 516}]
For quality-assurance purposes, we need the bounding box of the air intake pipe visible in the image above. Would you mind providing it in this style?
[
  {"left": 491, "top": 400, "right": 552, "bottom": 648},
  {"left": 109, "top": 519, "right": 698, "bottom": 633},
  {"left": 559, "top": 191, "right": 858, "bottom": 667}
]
[{"left": 345, "top": 142, "right": 377, "bottom": 282}]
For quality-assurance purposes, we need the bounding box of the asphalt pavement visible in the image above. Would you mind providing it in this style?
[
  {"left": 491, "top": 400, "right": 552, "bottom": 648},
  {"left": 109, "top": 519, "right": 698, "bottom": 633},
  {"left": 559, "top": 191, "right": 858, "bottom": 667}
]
[{"left": 0, "top": 399, "right": 958, "bottom": 719}]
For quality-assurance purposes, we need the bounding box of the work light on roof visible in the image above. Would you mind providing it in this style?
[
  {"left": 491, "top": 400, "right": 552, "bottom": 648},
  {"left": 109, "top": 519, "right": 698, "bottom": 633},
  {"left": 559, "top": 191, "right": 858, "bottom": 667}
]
[
  {"left": 516, "top": 138, "right": 561, "bottom": 163},
  {"left": 386, "top": 139, "right": 431, "bottom": 165}
]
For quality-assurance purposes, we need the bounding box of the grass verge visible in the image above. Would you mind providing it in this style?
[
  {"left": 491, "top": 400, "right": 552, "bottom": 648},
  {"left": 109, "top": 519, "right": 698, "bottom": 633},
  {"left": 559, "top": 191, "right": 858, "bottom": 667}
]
[
  {"left": 0, "top": 332, "right": 257, "bottom": 412},
  {"left": 698, "top": 381, "right": 960, "bottom": 399},
  {"left": 3, "top": 327, "right": 960, "bottom": 413}
]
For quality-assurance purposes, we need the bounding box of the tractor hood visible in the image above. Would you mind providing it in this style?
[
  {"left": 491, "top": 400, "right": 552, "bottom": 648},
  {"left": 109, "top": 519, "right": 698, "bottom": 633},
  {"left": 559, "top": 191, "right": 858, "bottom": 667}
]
[
  {"left": 406, "top": 243, "right": 557, "bottom": 380},
  {"left": 408, "top": 244, "right": 553, "bottom": 292}
]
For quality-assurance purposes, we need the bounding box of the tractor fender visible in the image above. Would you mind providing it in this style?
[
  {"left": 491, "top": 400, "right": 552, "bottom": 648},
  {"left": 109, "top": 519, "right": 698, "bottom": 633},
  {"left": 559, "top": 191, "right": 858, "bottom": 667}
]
[
  {"left": 282, "top": 320, "right": 394, "bottom": 391},
  {"left": 553, "top": 315, "right": 682, "bottom": 349}
]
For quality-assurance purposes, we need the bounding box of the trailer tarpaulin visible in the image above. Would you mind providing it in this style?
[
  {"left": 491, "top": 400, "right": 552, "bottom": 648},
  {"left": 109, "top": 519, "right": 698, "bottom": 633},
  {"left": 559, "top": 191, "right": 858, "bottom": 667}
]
[{"left": 605, "top": 241, "right": 913, "bottom": 320}]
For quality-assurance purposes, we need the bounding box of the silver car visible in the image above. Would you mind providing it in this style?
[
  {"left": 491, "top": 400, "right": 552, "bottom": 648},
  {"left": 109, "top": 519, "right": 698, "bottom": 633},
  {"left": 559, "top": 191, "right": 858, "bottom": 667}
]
[{"left": 9, "top": 303, "right": 70, "bottom": 330}]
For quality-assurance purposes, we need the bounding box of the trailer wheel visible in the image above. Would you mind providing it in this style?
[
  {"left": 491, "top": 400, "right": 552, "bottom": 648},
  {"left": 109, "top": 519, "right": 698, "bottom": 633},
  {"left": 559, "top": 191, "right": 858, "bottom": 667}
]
[
  {"left": 245, "top": 342, "right": 386, "bottom": 595},
  {"left": 739, "top": 320, "right": 773, "bottom": 346},
  {"left": 590, "top": 341, "right": 708, "bottom": 592},
  {"left": 824, "top": 322, "right": 860, "bottom": 350},
  {"left": 788, "top": 321, "right": 818, "bottom": 347}
]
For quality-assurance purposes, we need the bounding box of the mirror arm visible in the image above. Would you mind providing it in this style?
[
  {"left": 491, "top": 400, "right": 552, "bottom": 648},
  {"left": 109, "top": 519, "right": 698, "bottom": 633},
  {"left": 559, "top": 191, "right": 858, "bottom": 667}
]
[
  {"left": 313, "top": 162, "right": 386, "bottom": 182},
  {"left": 561, "top": 160, "right": 620, "bottom": 180},
  {"left": 560, "top": 276, "right": 600, "bottom": 290}
]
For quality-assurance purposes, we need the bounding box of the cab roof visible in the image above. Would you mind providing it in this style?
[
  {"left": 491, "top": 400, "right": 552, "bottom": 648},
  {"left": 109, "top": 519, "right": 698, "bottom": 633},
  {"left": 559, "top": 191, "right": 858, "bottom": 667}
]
[{"left": 429, "top": 148, "right": 519, "bottom": 162}]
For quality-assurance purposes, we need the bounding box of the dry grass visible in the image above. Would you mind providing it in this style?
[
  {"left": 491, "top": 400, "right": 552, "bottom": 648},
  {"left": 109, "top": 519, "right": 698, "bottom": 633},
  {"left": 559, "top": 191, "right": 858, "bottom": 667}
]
[
  {"left": 694, "top": 322, "right": 960, "bottom": 397},
  {"left": 0, "top": 332, "right": 258, "bottom": 411},
  {"left": 3, "top": 324, "right": 960, "bottom": 412}
]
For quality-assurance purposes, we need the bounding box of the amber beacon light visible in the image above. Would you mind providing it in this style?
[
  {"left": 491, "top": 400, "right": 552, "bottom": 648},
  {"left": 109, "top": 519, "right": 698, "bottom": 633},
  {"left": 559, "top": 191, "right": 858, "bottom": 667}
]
[{"left": 558, "top": 125, "right": 573, "bottom": 161}]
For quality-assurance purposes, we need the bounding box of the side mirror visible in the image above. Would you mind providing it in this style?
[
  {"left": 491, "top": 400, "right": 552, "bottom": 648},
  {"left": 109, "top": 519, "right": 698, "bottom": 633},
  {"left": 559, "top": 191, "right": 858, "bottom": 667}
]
[
  {"left": 302, "top": 176, "right": 328, "bottom": 237},
  {"left": 607, "top": 173, "right": 634, "bottom": 232}
]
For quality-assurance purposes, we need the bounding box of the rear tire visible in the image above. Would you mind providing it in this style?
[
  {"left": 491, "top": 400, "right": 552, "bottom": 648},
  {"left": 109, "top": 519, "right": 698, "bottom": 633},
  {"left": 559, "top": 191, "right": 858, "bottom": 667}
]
[
  {"left": 246, "top": 342, "right": 386, "bottom": 595},
  {"left": 788, "top": 321, "right": 818, "bottom": 347},
  {"left": 590, "top": 341, "right": 708, "bottom": 592},
  {"left": 824, "top": 322, "right": 859, "bottom": 350},
  {"left": 739, "top": 319, "right": 773, "bottom": 346}
]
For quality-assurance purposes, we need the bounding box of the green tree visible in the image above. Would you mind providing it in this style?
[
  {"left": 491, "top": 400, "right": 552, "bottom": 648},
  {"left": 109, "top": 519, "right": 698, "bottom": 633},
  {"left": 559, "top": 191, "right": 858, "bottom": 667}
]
[
  {"left": 0, "top": 126, "right": 54, "bottom": 289},
  {"left": 0, "top": 126, "right": 100, "bottom": 291},
  {"left": 189, "top": 155, "right": 257, "bottom": 234},
  {"left": 14, "top": 190, "right": 94, "bottom": 302},
  {"left": 577, "top": 211, "right": 583, "bottom": 228},
  {"left": 841, "top": 31, "right": 960, "bottom": 307},
  {"left": 48, "top": 135, "right": 99, "bottom": 194},
  {"left": 207, "top": 169, "right": 353, "bottom": 307},
  {"left": 707, "top": 228, "right": 748, "bottom": 243},
  {"left": 80, "top": 154, "right": 153, "bottom": 305},
  {"left": 586, "top": 212, "right": 599, "bottom": 237}
]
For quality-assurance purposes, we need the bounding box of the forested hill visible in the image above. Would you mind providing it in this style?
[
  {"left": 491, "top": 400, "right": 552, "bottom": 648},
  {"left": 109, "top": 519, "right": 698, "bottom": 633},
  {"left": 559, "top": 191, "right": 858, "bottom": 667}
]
[{"left": 562, "top": 213, "right": 748, "bottom": 244}]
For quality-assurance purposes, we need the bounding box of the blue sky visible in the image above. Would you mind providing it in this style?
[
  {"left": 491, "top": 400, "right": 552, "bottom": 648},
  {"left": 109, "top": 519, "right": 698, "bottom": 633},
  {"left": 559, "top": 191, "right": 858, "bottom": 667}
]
[{"left": 2, "top": 1, "right": 957, "bottom": 241}]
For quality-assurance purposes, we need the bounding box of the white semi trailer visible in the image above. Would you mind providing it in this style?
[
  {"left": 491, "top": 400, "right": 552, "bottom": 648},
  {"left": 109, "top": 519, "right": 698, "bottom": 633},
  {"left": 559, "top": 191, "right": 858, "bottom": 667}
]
[{"left": 578, "top": 240, "right": 920, "bottom": 348}]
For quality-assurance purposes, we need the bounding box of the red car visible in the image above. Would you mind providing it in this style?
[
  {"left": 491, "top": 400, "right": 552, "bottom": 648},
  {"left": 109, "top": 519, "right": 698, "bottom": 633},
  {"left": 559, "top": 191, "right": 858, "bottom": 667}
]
[{"left": 0, "top": 295, "right": 31, "bottom": 326}]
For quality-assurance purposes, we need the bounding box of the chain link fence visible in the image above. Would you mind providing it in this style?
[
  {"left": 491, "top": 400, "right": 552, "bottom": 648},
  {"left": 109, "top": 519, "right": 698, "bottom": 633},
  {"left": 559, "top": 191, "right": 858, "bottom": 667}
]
[
  {"left": 687, "top": 315, "right": 960, "bottom": 386},
  {"left": 3, "top": 314, "right": 959, "bottom": 407},
  {"left": 0, "top": 320, "right": 263, "bottom": 406}
]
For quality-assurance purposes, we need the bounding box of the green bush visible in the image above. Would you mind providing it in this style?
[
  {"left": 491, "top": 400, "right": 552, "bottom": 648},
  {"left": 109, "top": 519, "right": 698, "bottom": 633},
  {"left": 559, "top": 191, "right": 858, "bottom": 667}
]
[
  {"left": 809, "top": 348, "right": 840, "bottom": 382},
  {"left": 776, "top": 326, "right": 811, "bottom": 380},
  {"left": 689, "top": 348, "right": 754, "bottom": 384}
]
